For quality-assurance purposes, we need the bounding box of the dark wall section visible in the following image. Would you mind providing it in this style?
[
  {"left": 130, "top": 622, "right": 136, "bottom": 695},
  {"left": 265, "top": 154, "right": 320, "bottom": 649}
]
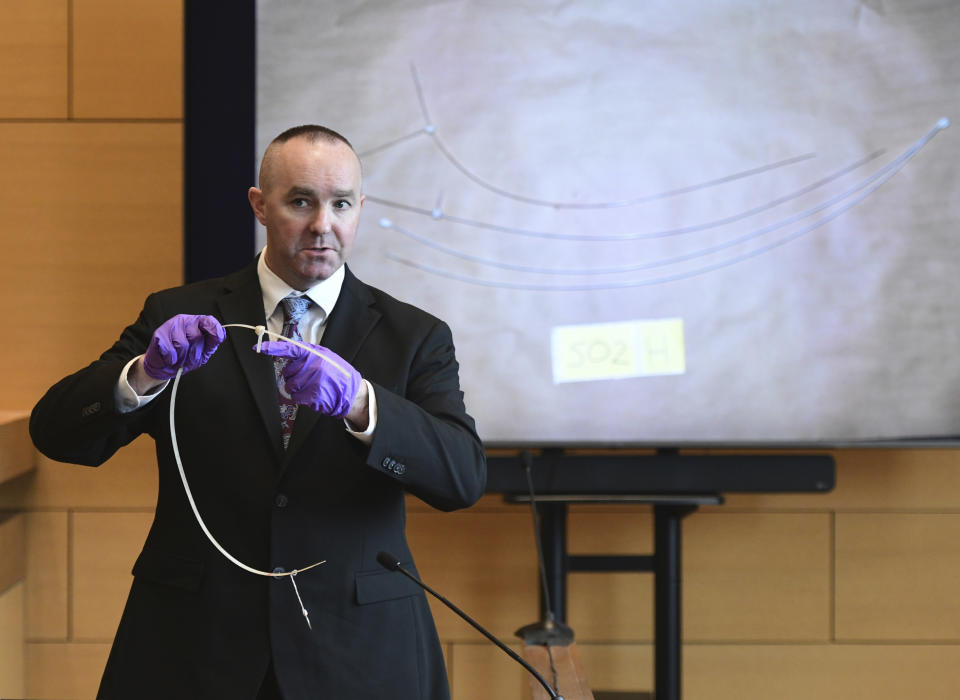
[{"left": 184, "top": 2, "right": 256, "bottom": 283}]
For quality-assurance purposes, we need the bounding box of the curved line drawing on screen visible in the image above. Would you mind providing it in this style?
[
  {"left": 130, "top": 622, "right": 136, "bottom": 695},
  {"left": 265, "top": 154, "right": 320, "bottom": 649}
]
[
  {"left": 383, "top": 119, "right": 949, "bottom": 290},
  {"left": 376, "top": 139, "right": 918, "bottom": 275},
  {"left": 358, "top": 129, "right": 425, "bottom": 159},
  {"left": 355, "top": 64, "right": 817, "bottom": 210},
  {"left": 366, "top": 149, "right": 885, "bottom": 243}
]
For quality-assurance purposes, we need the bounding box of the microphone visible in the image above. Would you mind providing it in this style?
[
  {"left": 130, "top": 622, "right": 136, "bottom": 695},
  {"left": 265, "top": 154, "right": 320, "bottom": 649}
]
[{"left": 375, "top": 551, "right": 564, "bottom": 700}]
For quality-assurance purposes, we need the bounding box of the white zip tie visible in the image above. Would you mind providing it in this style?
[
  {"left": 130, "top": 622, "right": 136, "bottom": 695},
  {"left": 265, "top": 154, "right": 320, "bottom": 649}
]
[
  {"left": 289, "top": 570, "right": 312, "bottom": 630},
  {"left": 169, "top": 321, "right": 348, "bottom": 630},
  {"left": 223, "top": 322, "right": 352, "bottom": 376}
]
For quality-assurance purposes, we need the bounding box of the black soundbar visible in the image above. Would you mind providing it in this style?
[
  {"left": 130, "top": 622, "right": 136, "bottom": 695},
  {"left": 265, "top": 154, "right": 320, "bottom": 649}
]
[{"left": 485, "top": 452, "right": 834, "bottom": 495}]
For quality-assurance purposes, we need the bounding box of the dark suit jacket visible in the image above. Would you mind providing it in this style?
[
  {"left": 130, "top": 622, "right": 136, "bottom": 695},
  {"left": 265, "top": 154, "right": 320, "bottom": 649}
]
[{"left": 30, "top": 262, "right": 487, "bottom": 700}]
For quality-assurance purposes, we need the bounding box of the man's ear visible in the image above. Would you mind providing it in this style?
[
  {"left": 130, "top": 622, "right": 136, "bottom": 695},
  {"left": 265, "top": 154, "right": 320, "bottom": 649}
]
[{"left": 248, "top": 187, "right": 266, "bottom": 224}]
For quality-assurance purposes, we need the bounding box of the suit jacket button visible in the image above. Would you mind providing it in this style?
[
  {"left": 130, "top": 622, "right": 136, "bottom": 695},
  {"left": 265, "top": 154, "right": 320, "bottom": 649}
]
[
  {"left": 273, "top": 566, "right": 285, "bottom": 575},
  {"left": 395, "top": 463, "right": 406, "bottom": 475},
  {"left": 382, "top": 457, "right": 392, "bottom": 468},
  {"left": 274, "top": 493, "right": 288, "bottom": 508}
]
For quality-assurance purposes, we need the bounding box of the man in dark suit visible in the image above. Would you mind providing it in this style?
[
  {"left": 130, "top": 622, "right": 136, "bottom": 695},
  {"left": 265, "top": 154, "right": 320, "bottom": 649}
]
[{"left": 30, "top": 125, "right": 487, "bottom": 699}]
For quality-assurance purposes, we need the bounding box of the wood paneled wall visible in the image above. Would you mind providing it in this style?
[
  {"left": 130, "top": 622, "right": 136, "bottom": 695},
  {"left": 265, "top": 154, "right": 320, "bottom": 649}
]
[
  {"left": 1, "top": 3, "right": 959, "bottom": 699},
  {"left": 0, "top": 1, "right": 182, "bottom": 697},
  {"left": 409, "top": 450, "right": 960, "bottom": 700},
  {"left": 0, "top": 506, "right": 27, "bottom": 697}
]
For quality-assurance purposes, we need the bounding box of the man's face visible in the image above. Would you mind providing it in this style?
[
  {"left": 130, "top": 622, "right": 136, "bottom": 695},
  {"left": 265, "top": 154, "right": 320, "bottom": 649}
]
[{"left": 248, "top": 137, "right": 365, "bottom": 290}]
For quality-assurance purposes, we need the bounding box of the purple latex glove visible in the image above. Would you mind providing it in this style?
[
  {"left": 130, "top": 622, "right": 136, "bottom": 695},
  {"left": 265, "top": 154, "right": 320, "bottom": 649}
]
[
  {"left": 143, "top": 314, "right": 226, "bottom": 380},
  {"left": 258, "top": 340, "right": 362, "bottom": 418}
]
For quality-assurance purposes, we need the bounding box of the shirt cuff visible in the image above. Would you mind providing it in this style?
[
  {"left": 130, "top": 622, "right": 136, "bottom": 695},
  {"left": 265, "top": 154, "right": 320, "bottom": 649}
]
[
  {"left": 345, "top": 379, "right": 377, "bottom": 445},
  {"left": 115, "top": 355, "right": 169, "bottom": 414}
]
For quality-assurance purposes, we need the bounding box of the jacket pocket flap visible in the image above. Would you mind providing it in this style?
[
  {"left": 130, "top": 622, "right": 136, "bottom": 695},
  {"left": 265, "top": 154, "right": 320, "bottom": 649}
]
[
  {"left": 355, "top": 566, "right": 422, "bottom": 605},
  {"left": 132, "top": 548, "right": 204, "bottom": 592}
]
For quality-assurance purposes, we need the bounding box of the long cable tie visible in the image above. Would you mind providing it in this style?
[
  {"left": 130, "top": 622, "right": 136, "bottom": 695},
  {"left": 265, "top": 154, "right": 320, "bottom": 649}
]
[{"left": 168, "top": 322, "right": 347, "bottom": 629}]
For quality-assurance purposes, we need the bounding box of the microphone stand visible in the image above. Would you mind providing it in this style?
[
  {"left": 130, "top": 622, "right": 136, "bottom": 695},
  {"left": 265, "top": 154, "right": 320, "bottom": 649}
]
[
  {"left": 515, "top": 450, "right": 575, "bottom": 647},
  {"left": 376, "top": 552, "right": 564, "bottom": 700}
]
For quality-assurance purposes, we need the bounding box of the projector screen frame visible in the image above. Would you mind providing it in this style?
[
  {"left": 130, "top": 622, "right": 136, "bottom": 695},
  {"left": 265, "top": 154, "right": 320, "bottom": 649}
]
[{"left": 183, "top": 0, "right": 257, "bottom": 283}]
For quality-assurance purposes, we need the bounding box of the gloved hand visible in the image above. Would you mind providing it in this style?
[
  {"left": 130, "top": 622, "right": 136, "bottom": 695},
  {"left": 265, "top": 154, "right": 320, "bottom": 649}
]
[
  {"left": 258, "top": 340, "right": 362, "bottom": 418},
  {"left": 143, "top": 314, "right": 226, "bottom": 380}
]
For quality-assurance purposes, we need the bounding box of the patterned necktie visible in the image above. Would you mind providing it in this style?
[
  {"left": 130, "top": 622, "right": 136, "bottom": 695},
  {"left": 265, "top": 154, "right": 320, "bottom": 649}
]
[{"left": 276, "top": 295, "right": 312, "bottom": 449}]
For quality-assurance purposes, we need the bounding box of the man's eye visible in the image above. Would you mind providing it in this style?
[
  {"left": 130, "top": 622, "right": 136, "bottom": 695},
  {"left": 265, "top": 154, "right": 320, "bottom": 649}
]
[
  {"left": 291, "top": 198, "right": 309, "bottom": 208},
  {"left": 334, "top": 200, "right": 351, "bottom": 210}
]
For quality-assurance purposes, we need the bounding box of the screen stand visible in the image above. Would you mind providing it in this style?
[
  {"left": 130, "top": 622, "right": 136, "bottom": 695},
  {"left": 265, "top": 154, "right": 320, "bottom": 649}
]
[
  {"left": 505, "top": 494, "right": 721, "bottom": 700},
  {"left": 487, "top": 449, "right": 835, "bottom": 699}
]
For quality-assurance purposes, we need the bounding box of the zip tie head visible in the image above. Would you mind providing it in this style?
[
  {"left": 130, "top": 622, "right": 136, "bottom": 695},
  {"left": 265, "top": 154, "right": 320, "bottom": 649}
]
[{"left": 254, "top": 325, "right": 266, "bottom": 353}]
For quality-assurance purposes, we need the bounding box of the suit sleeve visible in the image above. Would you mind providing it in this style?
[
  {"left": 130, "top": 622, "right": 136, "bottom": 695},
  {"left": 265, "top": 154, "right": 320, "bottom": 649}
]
[
  {"left": 29, "top": 293, "right": 166, "bottom": 466},
  {"left": 364, "top": 319, "right": 486, "bottom": 512}
]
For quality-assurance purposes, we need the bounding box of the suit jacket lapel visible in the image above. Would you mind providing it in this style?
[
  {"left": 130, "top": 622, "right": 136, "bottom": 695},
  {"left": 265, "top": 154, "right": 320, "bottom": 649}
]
[
  {"left": 285, "top": 266, "right": 381, "bottom": 460},
  {"left": 216, "top": 261, "right": 284, "bottom": 463}
]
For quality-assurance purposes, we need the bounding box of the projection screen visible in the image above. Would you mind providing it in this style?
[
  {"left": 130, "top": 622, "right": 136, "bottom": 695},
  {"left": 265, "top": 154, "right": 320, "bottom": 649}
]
[{"left": 255, "top": 0, "right": 960, "bottom": 445}]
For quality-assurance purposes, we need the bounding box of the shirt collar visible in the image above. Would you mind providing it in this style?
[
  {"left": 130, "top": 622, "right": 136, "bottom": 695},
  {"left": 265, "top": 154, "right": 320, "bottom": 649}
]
[{"left": 257, "top": 248, "right": 346, "bottom": 321}]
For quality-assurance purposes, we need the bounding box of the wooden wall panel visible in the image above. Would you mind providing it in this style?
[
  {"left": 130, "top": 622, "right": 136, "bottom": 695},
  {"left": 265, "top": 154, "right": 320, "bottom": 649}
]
[
  {"left": 684, "top": 644, "right": 960, "bottom": 700},
  {"left": 0, "top": 582, "right": 26, "bottom": 699},
  {"left": 450, "top": 642, "right": 653, "bottom": 700},
  {"left": 684, "top": 512, "right": 831, "bottom": 641},
  {"left": 26, "top": 641, "right": 111, "bottom": 700},
  {"left": 0, "top": 413, "right": 33, "bottom": 485},
  {"left": 25, "top": 511, "right": 68, "bottom": 639},
  {"left": 448, "top": 642, "right": 529, "bottom": 700},
  {"left": 0, "top": 0, "right": 67, "bottom": 118},
  {"left": 568, "top": 573, "right": 654, "bottom": 642},
  {"left": 0, "top": 441, "right": 158, "bottom": 511},
  {"left": 0, "top": 123, "right": 182, "bottom": 412},
  {"left": 72, "top": 0, "right": 182, "bottom": 118},
  {"left": 407, "top": 492, "right": 514, "bottom": 514},
  {"left": 577, "top": 643, "right": 653, "bottom": 694},
  {"left": 407, "top": 510, "right": 540, "bottom": 641},
  {"left": 71, "top": 511, "right": 153, "bottom": 640},
  {"left": 836, "top": 512, "right": 960, "bottom": 640},
  {"left": 827, "top": 449, "right": 960, "bottom": 510},
  {"left": 575, "top": 643, "right": 960, "bottom": 700},
  {"left": 0, "top": 513, "right": 25, "bottom": 594},
  {"left": 568, "top": 507, "right": 652, "bottom": 553},
  {"left": 566, "top": 512, "right": 830, "bottom": 642},
  {"left": 0, "top": 512, "right": 24, "bottom": 700}
]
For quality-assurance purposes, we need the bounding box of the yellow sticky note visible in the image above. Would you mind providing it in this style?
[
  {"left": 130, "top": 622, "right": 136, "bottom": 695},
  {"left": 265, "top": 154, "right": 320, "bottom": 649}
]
[
  {"left": 551, "top": 321, "right": 638, "bottom": 383},
  {"left": 551, "top": 318, "right": 685, "bottom": 384}
]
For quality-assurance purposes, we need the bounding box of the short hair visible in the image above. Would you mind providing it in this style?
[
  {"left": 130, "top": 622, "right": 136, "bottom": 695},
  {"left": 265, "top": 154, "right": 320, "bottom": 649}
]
[
  {"left": 270, "top": 124, "right": 355, "bottom": 152},
  {"left": 258, "top": 124, "right": 360, "bottom": 189}
]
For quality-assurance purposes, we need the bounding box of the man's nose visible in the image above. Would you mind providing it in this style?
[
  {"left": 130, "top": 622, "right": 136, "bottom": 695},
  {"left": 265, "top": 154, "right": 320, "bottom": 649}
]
[{"left": 309, "top": 206, "right": 332, "bottom": 233}]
